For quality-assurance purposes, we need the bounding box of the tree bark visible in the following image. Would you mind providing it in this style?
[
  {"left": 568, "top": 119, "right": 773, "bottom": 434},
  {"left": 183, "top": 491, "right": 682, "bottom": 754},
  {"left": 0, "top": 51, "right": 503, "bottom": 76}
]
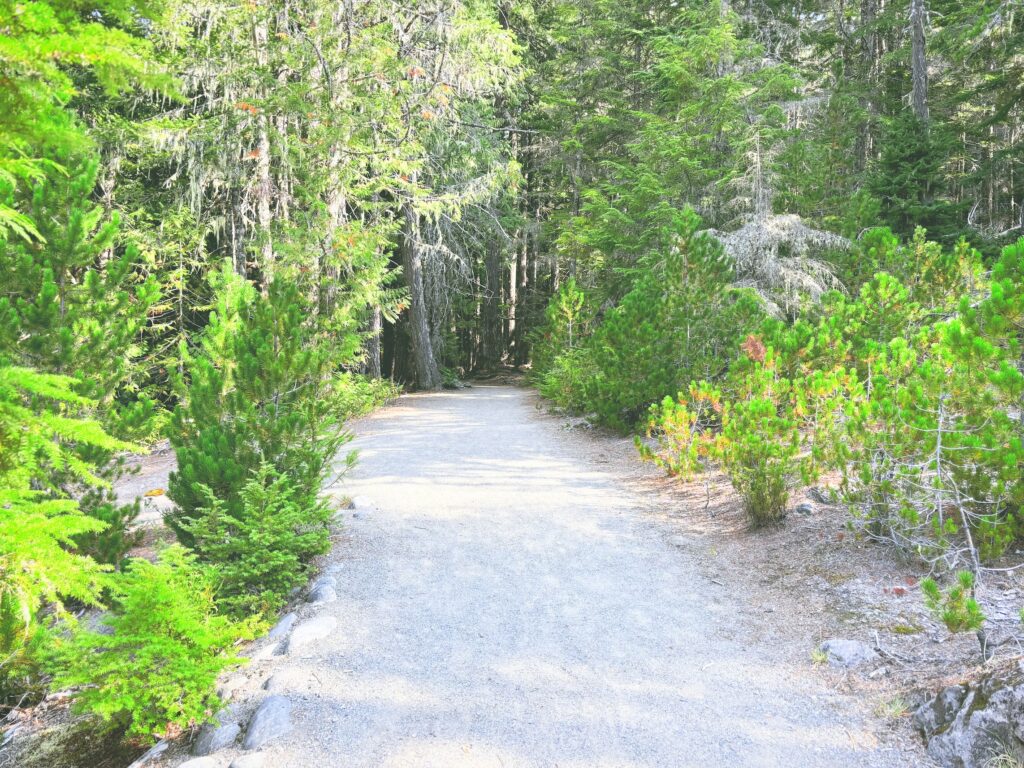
[
  {"left": 910, "top": 0, "right": 929, "bottom": 123},
  {"left": 858, "top": 0, "right": 879, "bottom": 167},
  {"left": 366, "top": 305, "right": 382, "bottom": 379},
  {"left": 481, "top": 240, "right": 502, "bottom": 370},
  {"left": 513, "top": 235, "right": 529, "bottom": 366},
  {"left": 401, "top": 201, "right": 442, "bottom": 390},
  {"left": 253, "top": 17, "right": 274, "bottom": 283}
]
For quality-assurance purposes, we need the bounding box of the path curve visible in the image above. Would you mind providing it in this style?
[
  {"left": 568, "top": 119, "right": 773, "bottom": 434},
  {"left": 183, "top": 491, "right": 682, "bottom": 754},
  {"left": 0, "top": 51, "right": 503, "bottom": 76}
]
[{"left": 253, "top": 385, "right": 909, "bottom": 767}]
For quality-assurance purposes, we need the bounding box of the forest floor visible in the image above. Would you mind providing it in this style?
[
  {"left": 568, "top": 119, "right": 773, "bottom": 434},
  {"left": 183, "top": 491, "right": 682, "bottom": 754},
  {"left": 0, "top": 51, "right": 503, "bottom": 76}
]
[{"left": 148, "top": 381, "right": 933, "bottom": 767}]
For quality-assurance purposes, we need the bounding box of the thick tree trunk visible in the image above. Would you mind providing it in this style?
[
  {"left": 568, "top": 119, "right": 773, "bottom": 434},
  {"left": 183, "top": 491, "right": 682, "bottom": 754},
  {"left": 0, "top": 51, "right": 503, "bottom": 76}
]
[
  {"left": 910, "top": 0, "right": 929, "bottom": 123},
  {"left": 401, "top": 202, "right": 442, "bottom": 390}
]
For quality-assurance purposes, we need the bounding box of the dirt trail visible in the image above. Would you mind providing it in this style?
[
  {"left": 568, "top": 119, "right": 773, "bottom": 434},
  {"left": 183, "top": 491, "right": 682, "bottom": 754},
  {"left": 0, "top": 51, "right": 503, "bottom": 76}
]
[{"left": 218, "top": 385, "right": 922, "bottom": 767}]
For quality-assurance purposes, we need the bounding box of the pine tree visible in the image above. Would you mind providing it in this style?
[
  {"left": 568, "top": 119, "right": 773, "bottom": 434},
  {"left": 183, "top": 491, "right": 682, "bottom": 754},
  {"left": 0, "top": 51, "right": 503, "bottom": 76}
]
[
  {"left": 167, "top": 278, "right": 354, "bottom": 544},
  {"left": 0, "top": 159, "right": 160, "bottom": 565},
  {"left": 868, "top": 113, "right": 964, "bottom": 244}
]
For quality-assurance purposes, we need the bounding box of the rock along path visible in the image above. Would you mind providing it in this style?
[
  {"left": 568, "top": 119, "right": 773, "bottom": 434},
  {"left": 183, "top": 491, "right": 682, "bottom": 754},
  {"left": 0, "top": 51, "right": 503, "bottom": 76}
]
[{"left": 249, "top": 385, "right": 910, "bottom": 768}]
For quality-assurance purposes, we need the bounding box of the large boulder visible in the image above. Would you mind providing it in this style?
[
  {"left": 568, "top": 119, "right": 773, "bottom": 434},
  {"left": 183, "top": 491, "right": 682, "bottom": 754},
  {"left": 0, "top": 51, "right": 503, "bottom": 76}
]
[{"left": 914, "top": 661, "right": 1024, "bottom": 767}]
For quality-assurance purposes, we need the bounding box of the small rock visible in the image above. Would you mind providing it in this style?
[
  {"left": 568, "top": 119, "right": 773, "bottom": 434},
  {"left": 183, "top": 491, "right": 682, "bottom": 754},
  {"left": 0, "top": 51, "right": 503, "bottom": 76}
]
[
  {"left": 230, "top": 755, "right": 266, "bottom": 768},
  {"left": 180, "top": 758, "right": 219, "bottom": 768},
  {"left": 306, "top": 584, "right": 337, "bottom": 604},
  {"left": 808, "top": 486, "right": 833, "bottom": 505},
  {"left": 263, "top": 668, "right": 315, "bottom": 693},
  {"left": 127, "top": 739, "right": 169, "bottom": 767},
  {"left": 242, "top": 695, "right": 293, "bottom": 749},
  {"left": 286, "top": 615, "right": 337, "bottom": 654},
  {"left": 795, "top": 502, "right": 814, "bottom": 515},
  {"left": 1, "top": 725, "right": 20, "bottom": 748},
  {"left": 192, "top": 720, "right": 241, "bottom": 755},
  {"left": 820, "top": 638, "right": 878, "bottom": 668},
  {"left": 310, "top": 575, "right": 337, "bottom": 591},
  {"left": 251, "top": 642, "right": 281, "bottom": 661},
  {"left": 352, "top": 495, "right": 373, "bottom": 510},
  {"left": 85, "top": 611, "right": 116, "bottom": 636},
  {"left": 217, "top": 674, "right": 246, "bottom": 702},
  {"left": 267, "top": 612, "right": 297, "bottom": 640}
]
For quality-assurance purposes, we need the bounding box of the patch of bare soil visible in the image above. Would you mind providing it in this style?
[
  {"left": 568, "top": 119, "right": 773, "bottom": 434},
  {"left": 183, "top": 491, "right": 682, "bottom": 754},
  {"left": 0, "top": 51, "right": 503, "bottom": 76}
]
[
  {"left": 0, "top": 695, "right": 145, "bottom": 768},
  {"left": 539, "top": 396, "right": 1024, "bottom": 759}
]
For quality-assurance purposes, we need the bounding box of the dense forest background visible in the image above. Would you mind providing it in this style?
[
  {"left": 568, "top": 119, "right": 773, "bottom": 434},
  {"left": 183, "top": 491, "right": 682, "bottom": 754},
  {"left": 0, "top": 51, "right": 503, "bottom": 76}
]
[{"left": 2, "top": 0, "right": 1023, "bottom": 748}]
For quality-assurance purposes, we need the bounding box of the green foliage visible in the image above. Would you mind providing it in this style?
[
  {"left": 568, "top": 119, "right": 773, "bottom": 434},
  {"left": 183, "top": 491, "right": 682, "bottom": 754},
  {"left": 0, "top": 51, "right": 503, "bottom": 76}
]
[
  {"left": 530, "top": 278, "right": 591, "bottom": 379},
  {"left": 334, "top": 373, "right": 400, "bottom": 420},
  {"left": 719, "top": 397, "right": 798, "bottom": 527},
  {"left": 168, "top": 278, "right": 355, "bottom": 545},
  {"left": 921, "top": 571, "right": 985, "bottom": 634},
  {"left": 637, "top": 384, "right": 722, "bottom": 481},
  {"left": 538, "top": 347, "right": 599, "bottom": 415},
  {"left": 843, "top": 239, "right": 1023, "bottom": 567},
  {"left": 72, "top": 487, "right": 143, "bottom": 570},
  {"left": 544, "top": 211, "right": 761, "bottom": 430},
  {"left": 187, "top": 464, "right": 330, "bottom": 617},
  {"left": 0, "top": 159, "right": 159, "bottom": 400},
  {"left": 0, "top": 365, "right": 133, "bottom": 699},
  {"left": 718, "top": 355, "right": 861, "bottom": 527},
  {"left": 867, "top": 114, "right": 963, "bottom": 245},
  {"left": 0, "top": 159, "right": 161, "bottom": 566},
  {"left": 640, "top": 328, "right": 863, "bottom": 527},
  {"left": 0, "top": 0, "right": 171, "bottom": 240},
  {"left": 50, "top": 546, "right": 256, "bottom": 742}
]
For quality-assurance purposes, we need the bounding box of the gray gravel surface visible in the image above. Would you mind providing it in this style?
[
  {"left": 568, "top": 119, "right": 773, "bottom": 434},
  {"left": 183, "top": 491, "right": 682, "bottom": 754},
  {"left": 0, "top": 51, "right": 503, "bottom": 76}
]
[{"left": 206, "top": 385, "right": 917, "bottom": 767}]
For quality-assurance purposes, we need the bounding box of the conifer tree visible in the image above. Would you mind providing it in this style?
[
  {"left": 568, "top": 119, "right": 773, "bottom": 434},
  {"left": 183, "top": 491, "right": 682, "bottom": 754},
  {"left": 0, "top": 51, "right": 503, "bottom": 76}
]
[
  {"left": 167, "top": 279, "right": 354, "bottom": 544},
  {"left": 0, "top": 159, "right": 160, "bottom": 565}
]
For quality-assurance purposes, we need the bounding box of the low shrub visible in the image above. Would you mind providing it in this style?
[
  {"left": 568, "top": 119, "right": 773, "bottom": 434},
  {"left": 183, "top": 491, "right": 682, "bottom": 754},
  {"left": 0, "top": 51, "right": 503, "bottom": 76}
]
[
  {"left": 50, "top": 546, "right": 257, "bottom": 742},
  {"left": 188, "top": 463, "right": 331, "bottom": 616},
  {"left": 538, "top": 347, "right": 598, "bottom": 413},
  {"left": 637, "top": 383, "right": 722, "bottom": 481},
  {"left": 0, "top": 366, "right": 128, "bottom": 703},
  {"left": 718, "top": 395, "right": 798, "bottom": 527}
]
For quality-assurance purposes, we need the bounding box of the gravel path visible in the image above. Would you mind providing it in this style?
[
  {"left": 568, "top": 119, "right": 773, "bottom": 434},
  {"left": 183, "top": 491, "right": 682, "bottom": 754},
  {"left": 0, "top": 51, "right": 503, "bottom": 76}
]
[{"left": 243, "top": 385, "right": 910, "bottom": 767}]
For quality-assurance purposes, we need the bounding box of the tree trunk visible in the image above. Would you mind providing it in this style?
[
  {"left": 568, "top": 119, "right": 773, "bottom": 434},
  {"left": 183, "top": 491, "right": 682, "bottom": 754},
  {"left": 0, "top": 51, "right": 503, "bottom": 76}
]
[
  {"left": 507, "top": 254, "right": 517, "bottom": 362},
  {"left": 858, "top": 0, "right": 879, "bottom": 167},
  {"left": 513, "top": 236, "right": 529, "bottom": 366},
  {"left": 481, "top": 240, "right": 502, "bottom": 370},
  {"left": 366, "top": 306, "right": 382, "bottom": 379},
  {"left": 253, "top": 18, "right": 274, "bottom": 283},
  {"left": 910, "top": 0, "right": 929, "bottom": 123},
  {"left": 401, "top": 202, "right": 442, "bottom": 390}
]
